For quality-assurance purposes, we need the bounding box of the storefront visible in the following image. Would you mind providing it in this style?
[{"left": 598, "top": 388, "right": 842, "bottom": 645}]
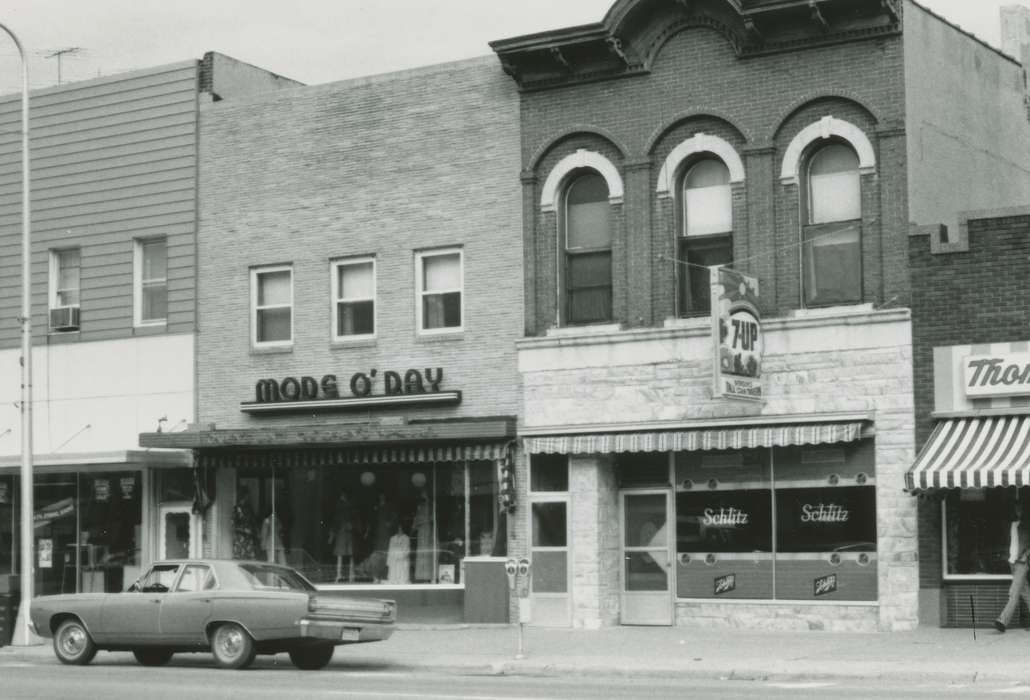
[
  {"left": 141, "top": 418, "right": 517, "bottom": 624},
  {"left": 516, "top": 306, "right": 917, "bottom": 631},
  {"left": 907, "top": 342, "right": 1030, "bottom": 627}
]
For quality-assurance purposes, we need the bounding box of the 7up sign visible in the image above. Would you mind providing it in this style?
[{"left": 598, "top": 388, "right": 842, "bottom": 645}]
[{"left": 710, "top": 266, "right": 763, "bottom": 402}]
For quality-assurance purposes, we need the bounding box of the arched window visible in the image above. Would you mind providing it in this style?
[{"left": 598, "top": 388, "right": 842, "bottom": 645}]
[
  {"left": 563, "top": 171, "right": 612, "bottom": 324},
  {"left": 679, "top": 158, "right": 733, "bottom": 316},
  {"left": 802, "top": 142, "right": 862, "bottom": 306}
]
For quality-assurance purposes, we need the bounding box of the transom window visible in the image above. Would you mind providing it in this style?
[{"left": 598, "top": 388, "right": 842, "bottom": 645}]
[
  {"left": 251, "top": 265, "right": 293, "bottom": 346},
  {"left": 803, "top": 142, "right": 862, "bottom": 307},
  {"left": 135, "top": 238, "right": 168, "bottom": 326},
  {"left": 563, "top": 171, "right": 612, "bottom": 324},
  {"left": 332, "top": 257, "right": 375, "bottom": 339},
  {"left": 417, "top": 248, "right": 463, "bottom": 333},
  {"left": 679, "top": 158, "right": 732, "bottom": 316},
  {"left": 50, "top": 248, "right": 81, "bottom": 309}
]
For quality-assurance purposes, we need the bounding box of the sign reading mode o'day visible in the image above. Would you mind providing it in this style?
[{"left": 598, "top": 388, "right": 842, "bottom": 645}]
[{"left": 963, "top": 353, "right": 1030, "bottom": 398}]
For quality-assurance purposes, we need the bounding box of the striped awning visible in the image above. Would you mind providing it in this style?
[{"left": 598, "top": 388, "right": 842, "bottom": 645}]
[
  {"left": 196, "top": 443, "right": 508, "bottom": 469},
  {"left": 906, "top": 416, "right": 1030, "bottom": 490},
  {"left": 523, "top": 422, "right": 864, "bottom": 455}
]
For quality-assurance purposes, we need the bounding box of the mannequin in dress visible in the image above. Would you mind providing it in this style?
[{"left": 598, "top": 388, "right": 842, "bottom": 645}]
[
  {"left": 328, "top": 491, "right": 354, "bottom": 582},
  {"left": 261, "top": 511, "right": 286, "bottom": 565},
  {"left": 412, "top": 489, "right": 436, "bottom": 582},
  {"left": 231, "top": 487, "right": 258, "bottom": 560},
  {"left": 386, "top": 524, "right": 411, "bottom": 584}
]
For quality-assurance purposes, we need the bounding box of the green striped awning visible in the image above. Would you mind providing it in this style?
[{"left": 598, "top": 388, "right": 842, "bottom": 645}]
[{"left": 906, "top": 416, "right": 1030, "bottom": 490}]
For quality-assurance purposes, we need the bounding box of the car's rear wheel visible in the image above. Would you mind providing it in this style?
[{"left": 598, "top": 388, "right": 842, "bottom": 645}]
[
  {"left": 288, "top": 644, "right": 335, "bottom": 670},
  {"left": 53, "top": 618, "right": 98, "bottom": 666},
  {"left": 210, "top": 622, "right": 256, "bottom": 670},
  {"left": 133, "top": 648, "right": 174, "bottom": 666}
]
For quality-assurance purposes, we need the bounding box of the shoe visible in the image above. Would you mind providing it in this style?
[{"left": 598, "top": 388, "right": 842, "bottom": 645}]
[{"left": 994, "top": 620, "right": 1006, "bottom": 633}]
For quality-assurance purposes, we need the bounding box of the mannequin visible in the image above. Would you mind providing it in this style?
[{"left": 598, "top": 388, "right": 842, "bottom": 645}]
[
  {"left": 261, "top": 511, "right": 286, "bottom": 565},
  {"left": 328, "top": 491, "right": 354, "bottom": 582},
  {"left": 367, "top": 492, "right": 395, "bottom": 583},
  {"left": 412, "top": 489, "right": 436, "bottom": 582},
  {"left": 231, "top": 487, "right": 258, "bottom": 560},
  {"left": 386, "top": 524, "right": 411, "bottom": 584}
]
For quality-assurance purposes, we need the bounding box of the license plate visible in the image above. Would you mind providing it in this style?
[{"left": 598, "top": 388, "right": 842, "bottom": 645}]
[{"left": 341, "top": 628, "right": 360, "bottom": 642}]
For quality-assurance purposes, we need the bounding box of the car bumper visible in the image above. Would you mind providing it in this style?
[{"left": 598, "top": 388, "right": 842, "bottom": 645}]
[{"left": 299, "top": 618, "right": 395, "bottom": 644}]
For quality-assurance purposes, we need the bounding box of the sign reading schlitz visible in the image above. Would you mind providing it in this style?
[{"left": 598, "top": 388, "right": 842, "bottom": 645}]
[
  {"left": 814, "top": 573, "right": 838, "bottom": 597},
  {"left": 714, "top": 573, "right": 737, "bottom": 595}
]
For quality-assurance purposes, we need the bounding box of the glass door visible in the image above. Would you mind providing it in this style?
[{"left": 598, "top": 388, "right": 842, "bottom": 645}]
[
  {"left": 620, "top": 490, "right": 673, "bottom": 625},
  {"left": 159, "top": 502, "right": 200, "bottom": 560}
]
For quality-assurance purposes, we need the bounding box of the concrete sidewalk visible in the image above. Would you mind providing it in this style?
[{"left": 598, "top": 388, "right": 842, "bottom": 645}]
[{"left": 4, "top": 624, "right": 1030, "bottom": 684}]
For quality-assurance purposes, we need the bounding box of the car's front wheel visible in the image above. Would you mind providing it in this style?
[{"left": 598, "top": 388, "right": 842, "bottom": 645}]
[
  {"left": 133, "top": 648, "right": 174, "bottom": 666},
  {"left": 288, "top": 644, "right": 335, "bottom": 670},
  {"left": 210, "top": 622, "right": 256, "bottom": 670},
  {"left": 53, "top": 618, "right": 98, "bottom": 666}
]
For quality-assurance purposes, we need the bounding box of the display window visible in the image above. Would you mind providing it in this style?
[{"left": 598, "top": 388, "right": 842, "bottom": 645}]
[
  {"left": 943, "top": 488, "right": 1026, "bottom": 578},
  {"left": 235, "top": 460, "right": 500, "bottom": 587},
  {"left": 0, "top": 476, "right": 13, "bottom": 578},
  {"left": 674, "top": 440, "right": 877, "bottom": 601}
]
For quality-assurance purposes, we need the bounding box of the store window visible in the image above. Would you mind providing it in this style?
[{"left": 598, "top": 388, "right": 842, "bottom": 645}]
[
  {"left": 563, "top": 171, "right": 612, "bottom": 324},
  {"left": 675, "top": 441, "right": 876, "bottom": 601},
  {"left": 943, "top": 488, "right": 1024, "bottom": 577},
  {"left": 235, "top": 460, "right": 499, "bottom": 587},
  {"left": 0, "top": 476, "right": 14, "bottom": 578},
  {"left": 679, "top": 158, "right": 733, "bottom": 317},
  {"left": 332, "top": 256, "right": 375, "bottom": 339},
  {"left": 251, "top": 265, "right": 293, "bottom": 346},
  {"left": 416, "top": 248, "right": 463, "bottom": 333}
]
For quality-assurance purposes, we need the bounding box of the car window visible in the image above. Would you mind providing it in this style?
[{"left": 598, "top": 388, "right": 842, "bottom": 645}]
[
  {"left": 139, "top": 564, "right": 180, "bottom": 593},
  {"left": 175, "top": 564, "right": 213, "bottom": 593},
  {"left": 238, "top": 563, "right": 315, "bottom": 591}
]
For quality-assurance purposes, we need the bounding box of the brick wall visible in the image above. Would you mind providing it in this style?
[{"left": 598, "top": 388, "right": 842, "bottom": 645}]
[
  {"left": 909, "top": 211, "right": 1030, "bottom": 600},
  {"left": 196, "top": 57, "right": 524, "bottom": 429},
  {"left": 516, "top": 25, "right": 910, "bottom": 334}
]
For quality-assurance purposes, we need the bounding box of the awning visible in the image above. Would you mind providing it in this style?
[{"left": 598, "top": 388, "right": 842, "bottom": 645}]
[
  {"left": 196, "top": 443, "right": 509, "bottom": 469},
  {"left": 523, "top": 421, "right": 865, "bottom": 455},
  {"left": 906, "top": 415, "right": 1030, "bottom": 490}
]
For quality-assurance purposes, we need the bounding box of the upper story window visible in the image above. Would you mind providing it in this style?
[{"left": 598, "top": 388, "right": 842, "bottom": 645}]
[
  {"left": 50, "top": 248, "right": 80, "bottom": 309},
  {"left": 679, "top": 158, "right": 733, "bottom": 316},
  {"left": 251, "top": 265, "right": 293, "bottom": 347},
  {"left": 803, "top": 142, "right": 862, "bottom": 306},
  {"left": 563, "top": 171, "right": 612, "bottom": 324},
  {"left": 332, "top": 257, "right": 375, "bottom": 340},
  {"left": 134, "top": 238, "right": 167, "bottom": 326},
  {"left": 416, "top": 248, "right": 463, "bottom": 334}
]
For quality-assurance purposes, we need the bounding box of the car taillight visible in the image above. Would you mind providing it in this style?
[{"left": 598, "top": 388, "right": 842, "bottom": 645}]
[{"left": 309, "top": 595, "right": 318, "bottom": 613}]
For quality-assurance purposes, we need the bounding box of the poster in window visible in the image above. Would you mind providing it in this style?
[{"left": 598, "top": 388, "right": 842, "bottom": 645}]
[
  {"left": 710, "top": 266, "right": 763, "bottom": 402},
  {"left": 38, "top": 538, "right": 53, "bottom": 569}
]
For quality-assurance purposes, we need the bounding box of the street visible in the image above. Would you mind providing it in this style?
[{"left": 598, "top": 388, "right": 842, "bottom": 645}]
[{"left": 4, "top": 654, "right": 1030, "bottom": 700}]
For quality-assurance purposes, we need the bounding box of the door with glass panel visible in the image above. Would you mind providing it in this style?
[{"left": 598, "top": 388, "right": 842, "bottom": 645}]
[
  {"left": 159, "top": 503, "right": 200, "bottom": 560},
  {"left": 620, "top": 490, "right": 673, "bottom": 625}
]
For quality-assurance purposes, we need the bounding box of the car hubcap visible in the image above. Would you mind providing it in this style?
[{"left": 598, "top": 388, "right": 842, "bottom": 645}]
[
  {"left": 61, "top": 626, "right": 85, "bottom": 656},
  {"left": 218, "top": 628, "right": 243, "bottom": 658}
]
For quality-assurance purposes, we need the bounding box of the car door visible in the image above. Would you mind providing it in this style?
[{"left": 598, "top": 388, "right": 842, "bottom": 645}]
[
  {"left": 158, "top": 564, "right": 216, "bottom": 644},
  {"left": 98, "top": 563, "right": 181, "bottom": 643}
]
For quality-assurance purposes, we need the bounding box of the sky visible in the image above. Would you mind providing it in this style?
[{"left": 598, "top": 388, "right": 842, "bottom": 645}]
[{"left": 0, "top": 0, "right": 1028, "bottom": 95}]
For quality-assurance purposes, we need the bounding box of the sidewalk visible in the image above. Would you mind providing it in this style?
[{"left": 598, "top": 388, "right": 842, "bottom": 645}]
[{"left": 5, "top": 624, "right": 1030, "bottom": 684}]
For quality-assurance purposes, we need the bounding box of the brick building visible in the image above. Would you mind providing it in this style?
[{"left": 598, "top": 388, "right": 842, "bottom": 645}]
[
  {"left": 141, "top": 57, "right": 524, "bottom": 623},
  {"left": 908, "top": 209, "right": 1030, "bottom": 628},
  {"left": 0, "top": 54, "right": 295, "bottom": 616},
  {"left": 491, "top": 0, "right": 1030, "bottom": 631}
]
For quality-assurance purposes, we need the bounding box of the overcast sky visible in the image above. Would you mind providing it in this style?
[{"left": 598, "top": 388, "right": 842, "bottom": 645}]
[{"left": 0, "top": 0, "right": 1027, "bottom": 95}]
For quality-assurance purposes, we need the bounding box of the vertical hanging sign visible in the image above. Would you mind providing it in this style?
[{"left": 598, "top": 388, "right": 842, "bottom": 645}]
[{"left": 710, "top": 266, "right": 763, "bottom": 402}]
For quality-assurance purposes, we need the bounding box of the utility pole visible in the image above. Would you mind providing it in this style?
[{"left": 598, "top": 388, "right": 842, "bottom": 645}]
[{"left": 44, "top": 47, "right": 81, "bottom": 85}]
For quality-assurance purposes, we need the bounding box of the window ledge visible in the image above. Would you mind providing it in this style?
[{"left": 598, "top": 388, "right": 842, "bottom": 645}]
[
  {"left": 330, "top": 337, "right": 377, "bottom": 350},
  {"left": 250, "top": 344, "right": 293, "bottom": 356},
  {"left": 545, "top": 323, "right": 623, "bottom": 338},
  {"left": 416, "top": 331, "right": 464, "bottom": 344},
  {"left": 133, "top": 323, "right": 168, "bottom": 337},
  {"left": 790, "top": 303, "right": 875, "bottom": 319},
  {"left": 663, "top": 316, "right": 711, "bottom": 330}
]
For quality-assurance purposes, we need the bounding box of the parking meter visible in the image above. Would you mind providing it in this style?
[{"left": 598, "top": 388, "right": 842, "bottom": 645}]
[{"left": 505, "top": 558, "right": 518, "bottom": 591}]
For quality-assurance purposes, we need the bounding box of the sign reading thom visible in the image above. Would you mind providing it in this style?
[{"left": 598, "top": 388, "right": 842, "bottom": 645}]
[
  {"left": 963, "top": 353, "right": 1030, "bottom": 398},
  {"left": 710, "top": 266, "right": 763, "bottom": 402},
  {"left": 240, "top": 367, "right": 461, "bottom": 413}
]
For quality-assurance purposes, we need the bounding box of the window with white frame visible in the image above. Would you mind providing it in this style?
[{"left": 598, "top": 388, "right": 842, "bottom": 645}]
[
  {"left": 134, "top": 238, "right": 168, "bottom": 326},
  {"left": 50, "top": 248, "right": 81, "bottom": 309},
  {"left": 332, "top": 257, "right": 375, "bottom": 339},
  {"left": 679, "top": 158, "right": 733, "bottom": 316},
  {"left": 416, "top": 248, "right": 462, "bottom": 333},
  {"left": 563, "top": 171, "right": 612, "bottom": 324},
  {"left": 251, "top": 265, "right": 293, "bottom": 346}
]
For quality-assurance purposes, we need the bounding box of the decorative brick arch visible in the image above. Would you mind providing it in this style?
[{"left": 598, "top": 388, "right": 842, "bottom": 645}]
[
  {"left": 779, "top": 116, "right": 876, "bottom": 185},
  {"left": 656, "top": 132, "right": 745, "bottom": 197},
  {"left": 540, "top": 149, "right": 624, "bottom": 213}
]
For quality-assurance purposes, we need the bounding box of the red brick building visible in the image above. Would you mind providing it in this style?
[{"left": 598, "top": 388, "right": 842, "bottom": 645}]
[{"left": 492, "top": 0, "right": 1030, "bottom": 630}]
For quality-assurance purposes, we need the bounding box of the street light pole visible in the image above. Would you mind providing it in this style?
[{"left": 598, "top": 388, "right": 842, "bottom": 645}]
[{"left": 0, "top": 20, "right": 35, "bottom": 647}]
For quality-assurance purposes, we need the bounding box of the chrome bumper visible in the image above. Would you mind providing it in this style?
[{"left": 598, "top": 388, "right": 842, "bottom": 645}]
[{"left": 299, "top": 618, "right": 395, "bottom": 643}]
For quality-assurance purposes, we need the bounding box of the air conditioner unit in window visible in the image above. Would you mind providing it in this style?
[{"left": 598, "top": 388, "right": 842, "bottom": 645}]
[{"left": 49, "top": 306, "right": 80, "bottom": 331}]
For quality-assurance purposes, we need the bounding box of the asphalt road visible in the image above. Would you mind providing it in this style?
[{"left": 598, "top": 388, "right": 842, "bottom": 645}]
[{"left": 3, "top": 654, "right": 1030, "bottom": 699}]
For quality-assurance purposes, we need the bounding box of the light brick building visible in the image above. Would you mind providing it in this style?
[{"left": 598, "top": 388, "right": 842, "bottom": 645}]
[{"left": 492, "top": 0, "right": 1030, "bottom": 631}]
